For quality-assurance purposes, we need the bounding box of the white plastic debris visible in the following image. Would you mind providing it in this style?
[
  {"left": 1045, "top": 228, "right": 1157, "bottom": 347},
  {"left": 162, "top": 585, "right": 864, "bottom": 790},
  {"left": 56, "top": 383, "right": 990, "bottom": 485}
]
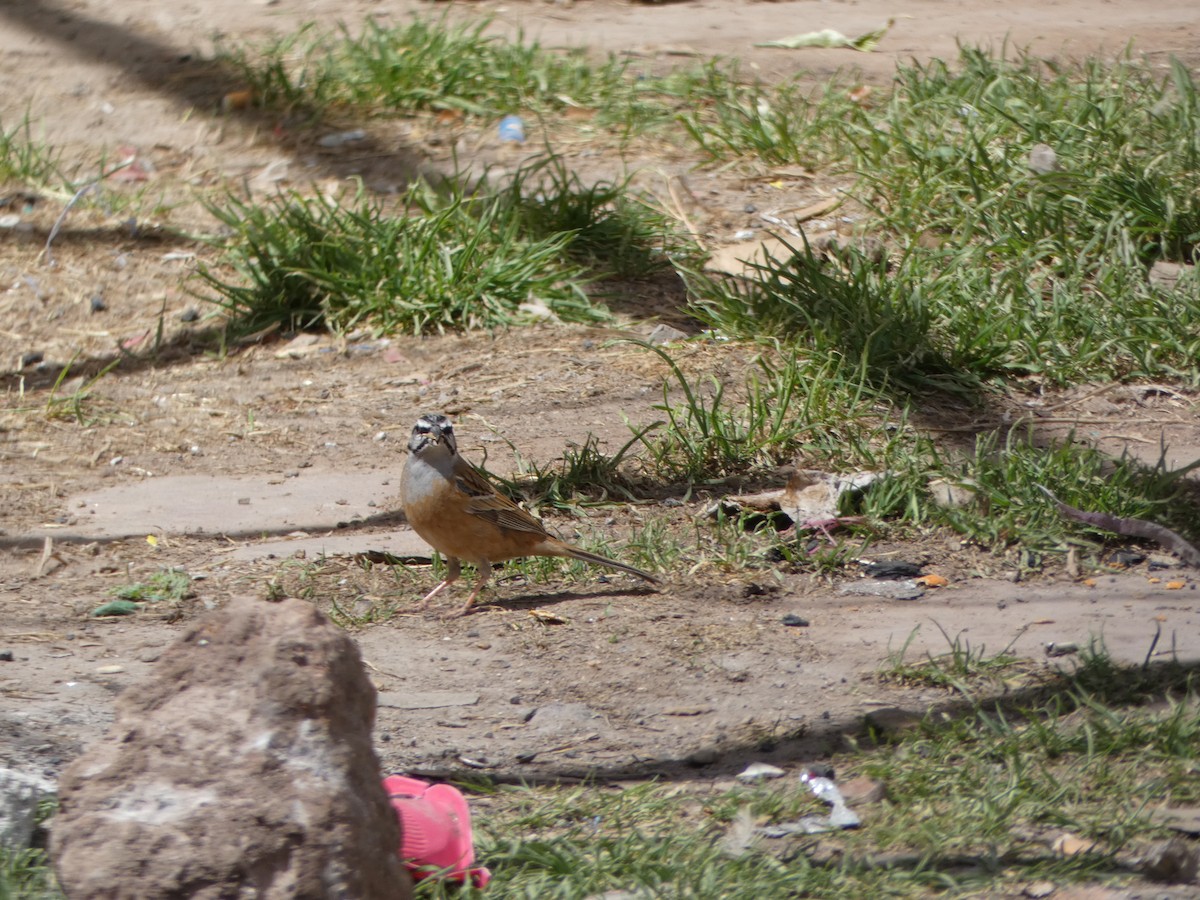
[
  {"left": 760, "top": 769, "right": 861, "bottom": 836},
  {"left": 737, "top": 762, "right": 786, "bottom": 783}
]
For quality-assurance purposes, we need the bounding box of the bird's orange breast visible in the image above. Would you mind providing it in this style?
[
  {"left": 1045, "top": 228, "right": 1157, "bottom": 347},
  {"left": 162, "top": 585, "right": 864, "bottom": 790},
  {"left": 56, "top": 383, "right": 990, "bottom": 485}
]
[{"left": 403, "top": 484, "right": 550, "bottom": 566}]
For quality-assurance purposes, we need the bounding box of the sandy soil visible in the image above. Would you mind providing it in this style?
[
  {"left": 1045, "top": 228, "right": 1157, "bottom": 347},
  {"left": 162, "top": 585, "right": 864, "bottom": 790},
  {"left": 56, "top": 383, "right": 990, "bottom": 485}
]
[{"left": 2, "top": 0, "right": 1199, "bottom": 835}]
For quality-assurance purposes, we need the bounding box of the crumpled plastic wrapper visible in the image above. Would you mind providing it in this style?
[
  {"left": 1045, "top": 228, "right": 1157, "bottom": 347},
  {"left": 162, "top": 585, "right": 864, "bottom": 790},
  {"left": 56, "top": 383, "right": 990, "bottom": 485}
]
[{"left": 759, "top": 770, "right": 862, "bottom": 836}]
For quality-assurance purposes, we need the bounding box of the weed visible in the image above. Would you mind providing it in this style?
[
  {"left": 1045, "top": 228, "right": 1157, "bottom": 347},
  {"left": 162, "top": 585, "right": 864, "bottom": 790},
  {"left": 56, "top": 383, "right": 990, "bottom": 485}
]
[
  {"left": 222, "top": 17, "right": 662, "bottom": 131},
  {"left": 678, "top": 72, "right": 863, "bottom": 167},
  {"left": 480, "top": 427, "right": 650, "bottom": 512},
  {"left": 0, "top": 846, "right": 61, "bottom": 900},
  {"left": 917, "top": 430, "right": 1192, "bottom": 557},
  {"left": 684, "top": 243, "right": 974, "bottom": 397},
  {"left": 197, "top": 178, "right": 604, "bottom": 336},
  {"left": 501, "top": 154, "right": 674, "bottom": 279},
  {"left": 112, "top": 568, "right": 192, "bottom": 603},
  {"left": 628, "top": 339, "right": 907, "bottom": 482},
  {"left": 38, "top": 357, "right": 120, "bottom": 425},
  {"left": 879, "top": 623, "right": 1032, "bottom": 698},
  {"left": 0, "top": 115, "right": 60, "bottom": 186},
  {"left": 0, "top": 797, "right": 60, "bottom": 899},
  {"left": 327, "top": 595, "right": 402, "bottom": 628}
]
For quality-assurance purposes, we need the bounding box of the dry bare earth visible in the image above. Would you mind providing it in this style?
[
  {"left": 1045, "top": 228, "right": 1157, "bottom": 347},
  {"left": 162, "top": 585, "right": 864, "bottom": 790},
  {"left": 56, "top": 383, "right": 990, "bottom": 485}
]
[{"left": 2, "top": 0, "right": 1199, "bottom": 794}]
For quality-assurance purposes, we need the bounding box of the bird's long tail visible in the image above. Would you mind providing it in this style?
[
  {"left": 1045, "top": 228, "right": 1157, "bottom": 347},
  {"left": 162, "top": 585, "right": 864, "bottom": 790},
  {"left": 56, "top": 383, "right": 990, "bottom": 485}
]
[{"left": 561, "top": 545, "right": 660, "bottom": 585}]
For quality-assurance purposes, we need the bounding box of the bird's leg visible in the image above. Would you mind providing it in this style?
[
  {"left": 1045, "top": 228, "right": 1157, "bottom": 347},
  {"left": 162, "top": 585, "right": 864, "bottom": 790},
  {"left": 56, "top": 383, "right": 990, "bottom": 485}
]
[
  {"left": 446, "top": 560, "right": 492, "bottom": 619},
  {"left": 796, "top": 516, "right": 869, "bottom": 550},
  {"left": 418, "top": 557, "right": 461, "bottom": 609}
]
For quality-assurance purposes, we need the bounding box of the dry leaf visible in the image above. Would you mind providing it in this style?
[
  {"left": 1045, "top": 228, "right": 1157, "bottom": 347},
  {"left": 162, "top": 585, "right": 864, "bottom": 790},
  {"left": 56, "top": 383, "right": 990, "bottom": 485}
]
[
  {"left": 792, "top": 198, "right": 841, "bottom": 222},
  {"left": 704, "top": 236, "right": 799, "bottom": 279},
  {"left": 221, "top": 90, "right": 253, "bottom": 113},
  {"left": 848, "top": 85, "right": 873, "bottom": 104},
  {"left": 1052, "top": 833, "right": 1098, "bottom": 856}
]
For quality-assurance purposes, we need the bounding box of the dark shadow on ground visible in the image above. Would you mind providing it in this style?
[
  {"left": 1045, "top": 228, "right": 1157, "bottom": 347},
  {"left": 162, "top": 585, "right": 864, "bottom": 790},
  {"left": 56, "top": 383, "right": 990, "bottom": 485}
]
[
  {"left": 0, "top": 0, "right": 426, "bottom": 186},
  {"left": 411, "top": 654, "right": 1200, "bottom": 786}
]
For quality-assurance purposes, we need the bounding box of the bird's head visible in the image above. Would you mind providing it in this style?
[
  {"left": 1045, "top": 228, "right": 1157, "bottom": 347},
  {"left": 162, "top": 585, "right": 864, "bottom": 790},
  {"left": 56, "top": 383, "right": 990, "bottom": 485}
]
[{"left": 408, "top": 413, "right": 457, "bottom": 457}]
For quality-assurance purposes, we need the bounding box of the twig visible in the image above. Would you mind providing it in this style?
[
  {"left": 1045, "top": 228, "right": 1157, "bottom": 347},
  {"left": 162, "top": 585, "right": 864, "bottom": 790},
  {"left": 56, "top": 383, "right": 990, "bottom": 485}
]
[
  {"left": 664, "top": 175, "right": 706, "bottom": 252},
  {"left": 1036, "top": 484, "right": 1200, "bottom": 567},
  {"left": 42, "top": 158, "right": 133, "bottom": 265}
]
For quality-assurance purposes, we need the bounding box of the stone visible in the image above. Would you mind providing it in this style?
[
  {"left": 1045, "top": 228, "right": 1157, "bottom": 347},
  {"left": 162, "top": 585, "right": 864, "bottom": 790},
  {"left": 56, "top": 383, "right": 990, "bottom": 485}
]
[
  {"left": 1027, "top": 143, "right": 1060, "bottom": 174},
  {"left": 1141, "top": 836, "right": 1200, "bottom": 884},
  {"left": 0, "top": 766, "right": 56, "bottom": 851},
  {"left": 838, "top": 775, "right": 886, "bottom": 805},
  {"left": 51, "top": 596, "right": 412, "bottom": 899},
  {"left": 646, "top": 323, "right": 689, "bottom": 345}
]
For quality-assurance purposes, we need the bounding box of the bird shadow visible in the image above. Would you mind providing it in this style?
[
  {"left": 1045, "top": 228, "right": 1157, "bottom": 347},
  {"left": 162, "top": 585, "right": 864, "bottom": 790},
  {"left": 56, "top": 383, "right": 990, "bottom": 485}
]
[{"left": 466, "top": 582, "right": 662, "bottom": 615}]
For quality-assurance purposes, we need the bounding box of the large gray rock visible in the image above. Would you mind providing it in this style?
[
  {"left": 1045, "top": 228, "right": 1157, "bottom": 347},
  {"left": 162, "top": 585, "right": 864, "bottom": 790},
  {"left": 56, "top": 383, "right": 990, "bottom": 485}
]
[
  {"left": 51, "top": 596, "right": 412, "bottom": 899},
  {"left": 0, "top": 766, "right": 55, "bottom": 851}
]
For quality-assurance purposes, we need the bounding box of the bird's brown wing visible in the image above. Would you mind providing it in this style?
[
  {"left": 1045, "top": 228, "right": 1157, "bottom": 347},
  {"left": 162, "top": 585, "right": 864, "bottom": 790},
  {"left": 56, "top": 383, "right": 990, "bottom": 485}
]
[{"left": 454, "top": 461, "right": 550, "bottom": 537}]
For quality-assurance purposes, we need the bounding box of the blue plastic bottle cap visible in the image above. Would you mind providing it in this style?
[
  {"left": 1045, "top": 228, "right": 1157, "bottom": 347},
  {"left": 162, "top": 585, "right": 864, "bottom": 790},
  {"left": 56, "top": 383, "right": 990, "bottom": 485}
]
[{"left": 498, "top": 115, "right": 526, "bottom": 143}]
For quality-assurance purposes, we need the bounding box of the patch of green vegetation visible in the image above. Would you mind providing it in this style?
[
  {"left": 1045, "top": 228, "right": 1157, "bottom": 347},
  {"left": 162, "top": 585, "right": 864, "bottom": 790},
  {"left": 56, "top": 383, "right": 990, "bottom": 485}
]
[
  {"left": 678, "top": 73, "right": 862, "bottom": 167},
  {"left": 0, "top": 847, "right": 61, "bottom": 900},
  {"left": 906, "top": 430, "right": 1191, "bottom": 557},
  {"left": 35, "top": 358, "right": 121, "bottom": 426},
  {"left": 502, "top": 155, "right": 676, "bottom": 280},
  {"left": 197, "top": 177, "right": 604, "bottom": 336},
  {"left": 218, "top": 16, "right": 728, "bottom": 135},
  {"left": 0, "top": 115, "right": 60, "bottom": 186},
  {"left": 631, "top": 340, "right": 905, "bottom": 482},
  {"left": 628, "top": 336, "right": 1195, "bottom": 564},
  {"left": 855, "top": 50, "right": 1200, "bottom": 263},
  {"left": 112, "top": 568, "right": 192, "bottom": 603},
  {"left": 878, "top": 624, "right": 1032, "bottom": 699},
  {"left": 0, "top": 797, "right": 62, "bottom": 900},
  {"left": 479, "top": 423, "right": 655, "bottom": 513},
  {"left": 687, "top": 50, "right": 1200, "bottom": 385},
  {"left": 683, "top": 245, "right": 974, "bottom": 397}
]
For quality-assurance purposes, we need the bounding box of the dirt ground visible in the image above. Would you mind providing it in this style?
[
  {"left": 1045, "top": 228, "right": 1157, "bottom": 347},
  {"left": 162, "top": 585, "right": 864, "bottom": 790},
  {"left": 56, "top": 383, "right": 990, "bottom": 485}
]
[{"left": 3, "top": 0, "right": 1200, "bottom": 837}]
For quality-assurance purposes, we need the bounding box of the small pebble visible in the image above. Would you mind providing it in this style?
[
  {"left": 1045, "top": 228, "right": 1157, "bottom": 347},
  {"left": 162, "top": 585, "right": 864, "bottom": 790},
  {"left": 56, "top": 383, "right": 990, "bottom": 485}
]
[
  {"left": 781, "top": 614, "right": 810, "bottom": 627},
  {"left": 90, "top": 295, "right": 107, "bottom": 313},
  {"left": 179, "top": 307, "right": 200, "bottom": 323}
]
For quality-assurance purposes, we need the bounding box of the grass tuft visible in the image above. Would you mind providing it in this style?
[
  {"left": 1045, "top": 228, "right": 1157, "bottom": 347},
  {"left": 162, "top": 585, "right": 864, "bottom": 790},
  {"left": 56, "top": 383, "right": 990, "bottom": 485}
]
[
  {"left": 197, "top": 178, "right": 604, "bottom": 336},
  {"left": 0, "top": 115, "right": 60, "bottom": 186}
]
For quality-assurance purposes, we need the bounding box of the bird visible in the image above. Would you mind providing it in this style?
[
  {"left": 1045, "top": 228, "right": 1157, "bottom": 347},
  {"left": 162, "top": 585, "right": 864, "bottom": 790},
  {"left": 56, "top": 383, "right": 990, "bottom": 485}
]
[{"left": 400, "top": 413, "right": 660, "bottom": 617}]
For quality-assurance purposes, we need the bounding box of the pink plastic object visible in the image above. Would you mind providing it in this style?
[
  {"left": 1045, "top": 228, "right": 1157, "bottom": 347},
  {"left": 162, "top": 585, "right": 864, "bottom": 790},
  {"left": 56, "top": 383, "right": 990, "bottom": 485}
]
[{"left": 383, "top": 775, "right": 492, "bottom": 889}]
